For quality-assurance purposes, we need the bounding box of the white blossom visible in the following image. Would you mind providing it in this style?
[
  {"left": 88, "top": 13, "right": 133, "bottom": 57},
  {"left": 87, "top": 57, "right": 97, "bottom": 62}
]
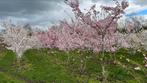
[
  {"left": 134, "top": 67, "right": 141, "bottom": 70},
  {"left": 2, "top": 23, "right": 41, "bottom": 58}
]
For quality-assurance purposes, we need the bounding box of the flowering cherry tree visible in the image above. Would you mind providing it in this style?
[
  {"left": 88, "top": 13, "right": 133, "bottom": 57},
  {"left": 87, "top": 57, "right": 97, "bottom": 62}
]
[
  {"left": 38, "top": 0, "right": 129, "bottom": 53},
  {"left": 2, "top": 23, "right": 41, "bottom": 58},
  {"left": 65, "top": 0, "right": 129, "bottom": 51},
  {"left": 38, "top": 1, "right": 130, "bottom": 82}
]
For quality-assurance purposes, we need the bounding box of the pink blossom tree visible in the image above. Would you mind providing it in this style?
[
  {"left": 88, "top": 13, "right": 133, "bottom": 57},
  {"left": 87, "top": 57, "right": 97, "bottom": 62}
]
[
  {"left": 65, "top": 0, "right": 129, "bottom": 52},
  {"left": 38, "top": 0, "right": 129, "bottom": 82},
  {"left": 38, "top": 0, "right": 129, "bottom": 52}
]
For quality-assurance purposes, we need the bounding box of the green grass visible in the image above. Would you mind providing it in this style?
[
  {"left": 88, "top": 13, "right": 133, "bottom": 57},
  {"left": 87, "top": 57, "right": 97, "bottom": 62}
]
[
  {"left": 0, "top": 72, "right": 25, "bottom": 83},
  {"left": 0, "top": 48, "right": 146, "bottom": 83}
]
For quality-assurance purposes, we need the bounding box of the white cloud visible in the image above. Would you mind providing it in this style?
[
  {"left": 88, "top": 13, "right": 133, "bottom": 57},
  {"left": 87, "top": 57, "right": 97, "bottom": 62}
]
[
  {"left": 125, "top": 0, "right": 147, "bottom": 14},
  {"left": 0, "top": 0, "right": 147, "bottom": 28}
]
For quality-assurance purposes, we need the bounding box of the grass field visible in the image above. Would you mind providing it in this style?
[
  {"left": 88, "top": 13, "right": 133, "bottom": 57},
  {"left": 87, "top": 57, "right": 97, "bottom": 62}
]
[{"left": 0, "top": 48, "right": 146, "bottom": 83}]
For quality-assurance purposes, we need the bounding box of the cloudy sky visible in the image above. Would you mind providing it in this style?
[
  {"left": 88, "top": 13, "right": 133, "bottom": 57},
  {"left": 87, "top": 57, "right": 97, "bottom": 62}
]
[{"left": 0, "top": 0, "right": 147, "bottom": 28}]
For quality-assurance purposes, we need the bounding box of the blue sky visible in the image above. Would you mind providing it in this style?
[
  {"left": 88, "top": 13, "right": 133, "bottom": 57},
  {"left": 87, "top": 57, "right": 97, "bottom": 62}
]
[
  {"left": 126, "top": 9, "right": 147, "bottom": 16},
  {"left": 139, "top": 9, "right": 147, "bottom": 15},
  {"left": 0, "top": 0, "right": 147, "bottom": 28},
  {"left": 126, "top": 0, "right": 147, "bottom": 16}
]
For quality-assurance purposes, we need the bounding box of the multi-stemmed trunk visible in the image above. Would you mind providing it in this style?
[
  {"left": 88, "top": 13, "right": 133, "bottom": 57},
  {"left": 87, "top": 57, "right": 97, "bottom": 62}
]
[{"left": 101, "top": 33, "right": 108, "bottom": 83}]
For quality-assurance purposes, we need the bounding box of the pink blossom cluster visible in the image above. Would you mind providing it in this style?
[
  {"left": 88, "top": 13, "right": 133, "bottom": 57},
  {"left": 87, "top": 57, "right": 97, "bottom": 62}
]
[{"left": 38, "top": 0, "right": 130, "bottom": 52}]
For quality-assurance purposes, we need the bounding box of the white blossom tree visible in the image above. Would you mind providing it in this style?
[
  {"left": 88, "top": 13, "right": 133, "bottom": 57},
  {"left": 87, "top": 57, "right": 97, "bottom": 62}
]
[{"left": 2, "top": 22, "right": 41, "bottom": 59}]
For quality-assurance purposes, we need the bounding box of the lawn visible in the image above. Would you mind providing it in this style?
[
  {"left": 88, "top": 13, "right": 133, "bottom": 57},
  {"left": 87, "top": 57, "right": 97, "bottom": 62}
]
[{"left": 0, "top": 48, "right": 146, "bottom": 83}]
